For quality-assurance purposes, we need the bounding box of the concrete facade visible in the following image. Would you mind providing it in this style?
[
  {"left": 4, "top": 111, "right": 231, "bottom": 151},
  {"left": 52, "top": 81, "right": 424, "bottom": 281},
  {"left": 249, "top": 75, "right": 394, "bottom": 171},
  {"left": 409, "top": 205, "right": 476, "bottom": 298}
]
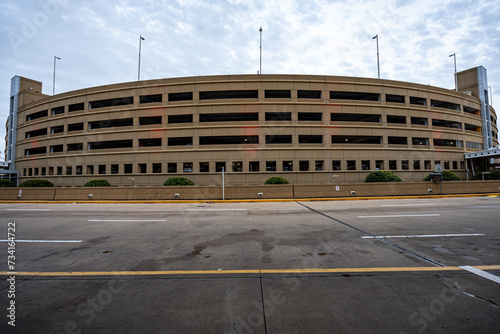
[{"left": 7, "top": 71, "right": 499, "bottom": 186}]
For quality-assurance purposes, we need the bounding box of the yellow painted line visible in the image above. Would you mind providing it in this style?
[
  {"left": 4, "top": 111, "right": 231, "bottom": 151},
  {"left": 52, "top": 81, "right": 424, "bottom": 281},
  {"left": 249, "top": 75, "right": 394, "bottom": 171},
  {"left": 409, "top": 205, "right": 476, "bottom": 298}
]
[{"left": 2, "top": 265, "right": 499, "bottom": 277}]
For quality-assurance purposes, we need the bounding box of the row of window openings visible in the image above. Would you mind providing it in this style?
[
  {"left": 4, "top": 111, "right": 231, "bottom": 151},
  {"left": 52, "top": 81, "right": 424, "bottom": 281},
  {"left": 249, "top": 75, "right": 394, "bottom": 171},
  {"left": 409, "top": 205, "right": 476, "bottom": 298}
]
[
  {"left": 25, "top": 91, "right": 480, "bottom": 122},
  {"left": 26, "top": 136, "right": 478, "bottom": 156},
  {"left": 23, "top": 159, "right": 464, "bottom": 177},
  {"left": 24, "top": 115, "right": 482, "bottom": 139}
]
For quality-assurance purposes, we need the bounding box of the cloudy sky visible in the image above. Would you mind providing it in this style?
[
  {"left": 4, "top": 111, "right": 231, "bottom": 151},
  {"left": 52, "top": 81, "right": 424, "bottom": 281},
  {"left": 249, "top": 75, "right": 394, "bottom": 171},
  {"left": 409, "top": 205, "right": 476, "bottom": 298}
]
[{"left": 1, "top": 0, "right": 499, "bottom": 157}]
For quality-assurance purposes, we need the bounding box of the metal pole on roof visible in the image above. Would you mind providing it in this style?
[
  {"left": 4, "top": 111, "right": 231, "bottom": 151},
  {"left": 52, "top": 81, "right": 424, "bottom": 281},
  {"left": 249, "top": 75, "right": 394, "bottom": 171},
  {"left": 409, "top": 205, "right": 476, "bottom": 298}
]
[
  {"left": 372, "top": 35, "right": 380, "bottom": 79},
  {"left": 449, "top": 53, "right": 457, "bottom": 91},
  {"left": 259, "top": 27, "right": 263, "bottom": 74},
  {"left": 138, "top": 35, "right": 145, "bottom": 81},
  {"left": 53, "top": 56, "right": 61, "bottom": 95}
]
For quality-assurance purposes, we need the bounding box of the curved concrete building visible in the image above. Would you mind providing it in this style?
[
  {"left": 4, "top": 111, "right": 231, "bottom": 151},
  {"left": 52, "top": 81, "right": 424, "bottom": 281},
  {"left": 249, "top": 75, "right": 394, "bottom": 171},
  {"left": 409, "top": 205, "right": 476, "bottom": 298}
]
[{"left": 4, "top": 67, "right": 498, "bottom": 186}]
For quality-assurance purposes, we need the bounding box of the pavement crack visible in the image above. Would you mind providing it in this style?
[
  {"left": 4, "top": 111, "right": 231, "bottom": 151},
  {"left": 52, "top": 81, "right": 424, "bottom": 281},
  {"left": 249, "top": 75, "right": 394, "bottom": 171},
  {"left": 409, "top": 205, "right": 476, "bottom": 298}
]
[
  {"left": 442, "top": 277, "right": 500, "bottom": 308},
  {"left": 258, "top": 272, "right": 268, "bottom": 334}
]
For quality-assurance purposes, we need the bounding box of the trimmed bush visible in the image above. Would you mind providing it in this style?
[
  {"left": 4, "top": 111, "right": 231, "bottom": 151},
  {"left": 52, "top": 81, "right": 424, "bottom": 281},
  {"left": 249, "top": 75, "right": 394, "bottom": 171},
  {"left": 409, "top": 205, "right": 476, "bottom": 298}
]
[
  {"left": 264, "top": 176, "right": 289, "bottom": 185},
  {"left": 470, "top": 171, "right": 500, "bottom": 180},
  {"left": 83, "top": 179, "right": 111, "bottom": 187},
  {"left": 19, "top": 179, "right": 54, "bottom": 187},
  {"left": 163, "top": 177, "right": 195, "bottom": 186},
  {"left": 365, "top": 171, "right": 402, "bottom": 183},
  {"left": 423, "top": 170, "right": 461, "bottom": 181},
  {"left": 0, "top": 179, "right": 15, "bottom": 187}
]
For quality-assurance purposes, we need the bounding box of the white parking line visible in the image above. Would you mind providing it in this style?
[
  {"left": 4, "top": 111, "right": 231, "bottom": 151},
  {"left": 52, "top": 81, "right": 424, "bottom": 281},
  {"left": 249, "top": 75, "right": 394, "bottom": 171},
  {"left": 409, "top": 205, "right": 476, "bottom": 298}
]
[
  {"left": 459, "top": 266, "right": 500, "bottom": 284},
  {"left": 5, "top": 209, "right": 52, "bottom": 211},
  {"left": 381, "top": 204, "right": 437, "bottom": 207},
  {"left": 185, "top": 209, "right": 247, "bottom": 211},
  {"left": 362, "top": 233, "right": 485, "bottom": 239},
  {"left": 0, "top": 240, "right": 82, "bottom": 243},
  {"left": 88, "top": 220, "right": 167, "bottom": 222},
  {"left": 358, "top": 214, "right": 440, "bottom": 218}
]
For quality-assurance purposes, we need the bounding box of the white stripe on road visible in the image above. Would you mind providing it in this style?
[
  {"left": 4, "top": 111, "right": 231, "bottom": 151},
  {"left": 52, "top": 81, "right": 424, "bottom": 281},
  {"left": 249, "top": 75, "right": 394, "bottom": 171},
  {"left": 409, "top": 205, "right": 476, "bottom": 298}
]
[
  {"left": 459, "top": 265, "right": 500, "bottom": 284},
  {"left": 381, "top": 204, "right": 437, "bottom": 207},
  {"left": 5, "top": 209, "right": 52, "bottom": 211},
  {"left": 88, "top": 220, "right": 167, "bottom": 222},
  {"left": 362, "top": 233, "right": 484, "bottom": 239},
  {"left": 0, "top": 240, "right": 82, "bottom": 243},
  {"left": 358, "top": 214, "right": 440, "bottom": 218},
  {"left": 185, "top": 209, "right": 247, "bottom": 211}
]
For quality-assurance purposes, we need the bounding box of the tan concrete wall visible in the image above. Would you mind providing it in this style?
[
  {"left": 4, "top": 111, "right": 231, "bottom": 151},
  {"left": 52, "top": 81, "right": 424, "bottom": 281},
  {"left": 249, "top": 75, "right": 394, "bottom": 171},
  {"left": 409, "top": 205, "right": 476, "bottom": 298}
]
[
  {"left": 1, "top": 181, "right": 499, "bottom": 201},
  {"left": 14, "top": 74, "right": 489, "bottom": 187}
]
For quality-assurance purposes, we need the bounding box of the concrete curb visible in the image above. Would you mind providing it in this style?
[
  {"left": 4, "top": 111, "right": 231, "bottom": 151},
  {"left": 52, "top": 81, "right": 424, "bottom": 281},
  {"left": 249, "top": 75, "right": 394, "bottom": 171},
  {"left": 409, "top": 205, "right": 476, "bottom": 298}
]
[{"left": 1, "top": 193, "right": 499, "bottom": 204}]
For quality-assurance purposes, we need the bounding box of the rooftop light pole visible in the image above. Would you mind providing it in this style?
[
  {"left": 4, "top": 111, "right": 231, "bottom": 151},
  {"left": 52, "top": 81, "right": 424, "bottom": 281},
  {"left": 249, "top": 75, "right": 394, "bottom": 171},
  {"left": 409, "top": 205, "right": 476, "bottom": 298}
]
[
  {"left": 259, "top": 26, "right": 263, "bottom": 74},
  {"left": 53, "top": 56, "right": 61, "bottom": 95},
  {"left": 372, "top": 35, "right": 380, "bottom": 79},
  {"left": 449, "top": 53, "right": 457, "bottom": 91},
  {"left": 138, "top": 35, "right": 145, "bottom": 81}
]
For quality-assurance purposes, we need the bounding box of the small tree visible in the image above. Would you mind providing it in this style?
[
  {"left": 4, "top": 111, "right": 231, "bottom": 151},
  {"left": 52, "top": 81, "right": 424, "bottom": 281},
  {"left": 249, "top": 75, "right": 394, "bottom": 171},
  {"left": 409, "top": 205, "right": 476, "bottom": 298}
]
[
  {"left": 0, "top": 179, "right": 15, "bottom": 187},
  {"left": 423, "top": 170, "right": 461, "bottom": 181},
  {"left": 84, "top": 179, "right": 111, "bottom": 187},
  {"left": 264, "top": 176, "right": 289, "bottom": 184},
  {"left": 19, "top": 179, "right": 54, "bottom": 187},
  {"left": 163, "top": 177, "right": 195, "bottom": 186},
  {"left": 470, "top": 171, "right": 500, "bottom": 180},
  {"left": 365, "top": 171, "right": 402, "bottom": 183}
]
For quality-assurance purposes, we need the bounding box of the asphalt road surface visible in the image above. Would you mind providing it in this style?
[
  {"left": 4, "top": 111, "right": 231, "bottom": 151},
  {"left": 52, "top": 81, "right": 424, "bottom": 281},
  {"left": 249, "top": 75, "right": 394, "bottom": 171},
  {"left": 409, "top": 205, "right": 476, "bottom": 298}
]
[{"left": 1, "top": 196, "right": 499, "bottom": 333}]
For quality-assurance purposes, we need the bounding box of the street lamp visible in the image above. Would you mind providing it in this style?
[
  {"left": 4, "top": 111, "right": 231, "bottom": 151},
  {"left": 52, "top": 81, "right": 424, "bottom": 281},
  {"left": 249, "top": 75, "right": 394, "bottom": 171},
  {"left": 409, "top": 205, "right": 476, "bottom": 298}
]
[
  {"left": 259, "top": 27, "right": 263, "bottom": 74},
  {"left": 138, "top": 35, "right": 145, "bottom": 81},
  {"left": 53, "top": 56, "right": 61, "bottom": 95},
  {"left": 372, "top": 35, "right": 380, "bottom": 79},
  {"left": 449, "top": 53, "right": 457, "bottom": 91}
]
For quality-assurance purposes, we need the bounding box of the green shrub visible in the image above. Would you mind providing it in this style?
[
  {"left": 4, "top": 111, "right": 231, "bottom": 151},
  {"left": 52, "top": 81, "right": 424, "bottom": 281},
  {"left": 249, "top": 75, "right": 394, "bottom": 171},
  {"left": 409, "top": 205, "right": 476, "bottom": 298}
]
[
  {"left": 83, "top": 179, "right": 111, "bottom": 187},
  {"left": 19, "top": 179, "right": 54, "bottom": 187},
  {"left": 0, "top": 179, "right": 15, "bottom": 187},
  {"left": 470, "top": 171, "right": 500, "bottom": 180},
  {"left": 163, "top": 177, "right": 195, "bottom": 186},
  {"left": 264, "top": 176, "right": 289, "bottom": 185},
  {"left": 423, "top": 170, "right": 461, "bottom": 181},
  {"left": 365, "top": 171, "right": 402, "bottom": 183}
]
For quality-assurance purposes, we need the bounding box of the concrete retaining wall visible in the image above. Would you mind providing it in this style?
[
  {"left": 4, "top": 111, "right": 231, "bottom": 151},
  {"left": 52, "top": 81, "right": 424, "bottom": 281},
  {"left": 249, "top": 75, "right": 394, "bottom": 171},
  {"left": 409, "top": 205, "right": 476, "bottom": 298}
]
[{"left": 1, "top": 181, "right": 499, "bottom": 201}]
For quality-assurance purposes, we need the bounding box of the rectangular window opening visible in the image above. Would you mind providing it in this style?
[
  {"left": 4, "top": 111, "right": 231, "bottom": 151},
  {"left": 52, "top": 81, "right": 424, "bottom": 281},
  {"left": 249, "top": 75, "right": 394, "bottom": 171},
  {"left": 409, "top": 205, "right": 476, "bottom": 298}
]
[
  {"left": 386, "top": 94, "right": 405, "bottom": 103},
  {"left": 410, "top": 96, "right": 427, "bottom": 106},
  {"left": 266, "top": 135, "right": 292, "bottom": 144},
  {"left": 168, "top": 92, "right": 193, "bottom": 102},
  {"left": 199, "top": 90, "right": 258, "bottom": 100},
  {"left": 298, "top": 112, "right": 322, "bottom": 121},
  {"left": 298, "top": 90, "right": 321, "bottom": 99},
  {"left": 89, "top": 118, "right": 133, "bottom": 129},
  {"left": 68, "top": 103, "right": 84, "bottom": 112},
  {"left": 299, "top": 135, "right": 323, "bottom": 144},
  {"left": 139, "top": 138, "right": 162, "bottom": 147},
  {"left": 265, "top": 112, "right": 291, "bottom": 121},
  {"left": 249, "top": 161, "right": 260, "bottom": 172},
  {"left": 265, "top": 90, "right": 291, "bottom": 98},
  {"left": 266, "top": 161, "right": 276, "bottom": 171},
  {"left": 331, "top": 113, "right": 381, "bottom": 123},
  {"left": 89, "top": 97, "right": 133, "bottom": 109},
  {"left": 140, "top": 94, "right": 162, "bottom": 104},
  {"left": 200, "top": 136, "right": 258, "bottom": 145},
  {"left": 199, "top": 113, "right": 258, "bottom": 122},
  {"left": 330, "top": 91, "right": 380, "bottom": 101},
  {"left": 139, "top": 116, "right": 162, "bottom": 125},
  {"left": 168, "top": 137, "right": 193, "bottom": 146},
  {"left": 387, "top": 115, "right": 406, "bottom": 124},
  {"left": 168, "top": 114, "right": 193, "bottom": 124}
]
